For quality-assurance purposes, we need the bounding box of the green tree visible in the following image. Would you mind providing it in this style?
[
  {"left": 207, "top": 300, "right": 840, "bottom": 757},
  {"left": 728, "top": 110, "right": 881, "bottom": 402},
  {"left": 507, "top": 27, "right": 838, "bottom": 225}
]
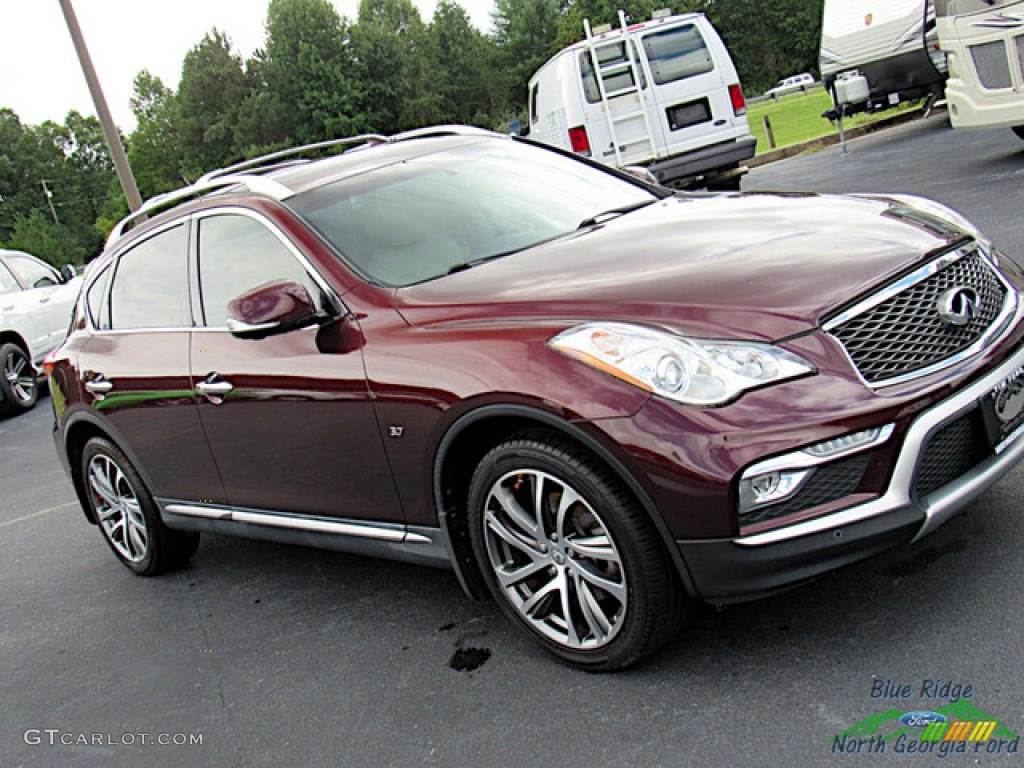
[
  {"left": 0, "top": 109, "right": 115, "bottom": 261},
  {"left": 177, "top": 29, "right": 253, "bottom": 176},
  {"left": 352, "top": 0, "right": 436, "bottom": 132},
  {"left": 127, "top": 70, "right": 186, "bottom": 197},
  {"left": 426, "top": 1, "right": 497, "bottom": 125},
  {"left": 705, "top": 0, "right": 824, "bottom": 93},
  {"left": 264, "top": 0, "right": 365, "bottom": 142},
  {"left": 7, "top": 209, "right": 84, "bottom": 266},
  {"left": 492, "top": 0, "right": 561, "bottom": 107}
]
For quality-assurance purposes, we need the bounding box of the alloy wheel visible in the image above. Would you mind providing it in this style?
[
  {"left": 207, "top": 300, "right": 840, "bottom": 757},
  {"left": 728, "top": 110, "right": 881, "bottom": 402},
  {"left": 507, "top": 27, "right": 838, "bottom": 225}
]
[
  {"left": 88, "top": 454, "right": 148, "bottom": 563},
  {"left": 3, "top": 347, "right": 35, "bottom": 404},
  {"left": 481, "top": 469, "right": 627, "bottom": 650}
]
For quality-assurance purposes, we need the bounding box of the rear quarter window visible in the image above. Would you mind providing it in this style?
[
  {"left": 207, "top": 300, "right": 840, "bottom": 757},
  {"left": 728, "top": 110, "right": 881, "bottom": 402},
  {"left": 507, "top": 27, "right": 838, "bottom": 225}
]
[{"left": 641, "top": 24, "right": 714, "bottom": 85}]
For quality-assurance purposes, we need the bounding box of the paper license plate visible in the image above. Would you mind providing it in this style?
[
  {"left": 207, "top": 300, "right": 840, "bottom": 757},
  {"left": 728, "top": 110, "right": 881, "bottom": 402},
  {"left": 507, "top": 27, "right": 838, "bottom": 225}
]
[{"left": 981, "top": 365, "right": 1024, "bottom": 454}]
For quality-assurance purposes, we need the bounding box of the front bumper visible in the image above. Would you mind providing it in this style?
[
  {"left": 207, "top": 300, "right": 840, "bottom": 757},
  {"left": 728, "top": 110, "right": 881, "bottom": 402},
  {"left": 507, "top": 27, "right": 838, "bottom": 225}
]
[
  {"left": 678, "top": 338, "right": 1024, "bottom": 601},
  {"left": 945, "top": 81, "right": 1024, "bottom": 131}
]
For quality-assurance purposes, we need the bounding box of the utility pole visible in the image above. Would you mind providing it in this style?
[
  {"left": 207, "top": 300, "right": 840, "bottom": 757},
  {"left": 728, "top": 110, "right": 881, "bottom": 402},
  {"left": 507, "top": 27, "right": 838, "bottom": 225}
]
[
  {"left": 57, "top": 0, "right": 143, "bottom": 213},
  {"left": 40, "top": 180, "right": 59, "bottom": 224}
]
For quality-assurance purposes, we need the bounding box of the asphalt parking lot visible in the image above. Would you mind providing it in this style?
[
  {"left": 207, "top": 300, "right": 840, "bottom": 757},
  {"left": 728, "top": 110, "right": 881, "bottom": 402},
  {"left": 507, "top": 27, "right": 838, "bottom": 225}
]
[{"left": 3, "top": 114, "right": 1023, "bottom": 768}]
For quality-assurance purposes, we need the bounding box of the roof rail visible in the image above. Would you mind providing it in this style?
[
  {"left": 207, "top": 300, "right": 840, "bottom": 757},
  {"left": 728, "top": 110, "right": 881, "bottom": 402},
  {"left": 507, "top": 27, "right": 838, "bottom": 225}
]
[
  {"left": 105, "top": 174, "right": 294, "bottom": 248},
  {"left": 198, "top": 134, "right": 389, "bottom": 184},
  {"left": 104, "top": 126, "right": 492, "bottom": 249}
]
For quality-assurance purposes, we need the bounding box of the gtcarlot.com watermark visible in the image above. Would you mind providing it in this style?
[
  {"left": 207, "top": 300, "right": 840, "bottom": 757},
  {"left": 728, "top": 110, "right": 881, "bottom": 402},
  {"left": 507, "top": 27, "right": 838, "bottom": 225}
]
[{"left": 24, "top": 729, "right": 203, "bottom": 747}]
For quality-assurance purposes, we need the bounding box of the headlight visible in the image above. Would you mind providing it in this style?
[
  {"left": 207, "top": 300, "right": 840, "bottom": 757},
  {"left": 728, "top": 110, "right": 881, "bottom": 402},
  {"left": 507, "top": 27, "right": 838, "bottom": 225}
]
[{"left": 549, "top": 323, "right": 815, "bottom": 406}]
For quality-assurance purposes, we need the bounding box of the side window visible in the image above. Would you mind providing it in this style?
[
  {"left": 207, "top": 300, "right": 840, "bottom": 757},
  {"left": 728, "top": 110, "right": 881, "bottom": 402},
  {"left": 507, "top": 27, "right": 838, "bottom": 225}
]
[
  {"left": 196, "top": 213, "right": 322, "bottom": 327},
  {"left": 530, "top": 83, "right": 540, "bottom": 124},
  {"left": 580, "top": 42, "right": 646, "bottom": 103},
  {"left": 0, "top": 261, "right": 20, "bottom": 294},
  {"left": 6, "top": 253, "right": 59, "bottom": 288},
  {"left": 85, "top": 264, "right": 112, "bottom": 330},
  {"left": 641, "top": 24, "right": 714, "bottom": 85},
  {"left": 109, "top": 224, "right": 190, "bottom": 330}
]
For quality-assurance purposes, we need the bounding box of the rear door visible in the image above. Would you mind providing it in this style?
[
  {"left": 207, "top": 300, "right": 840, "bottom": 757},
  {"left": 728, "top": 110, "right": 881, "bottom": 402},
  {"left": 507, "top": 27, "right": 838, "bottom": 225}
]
[
  {"left": 1, "top": 253, "right": 63, "bottom": 358},
  {"left": 75, "top": 222, "right": 226, "bottom": 506},
  {"left": 638, "top": 20, "right": 740, "bottom": 156}
]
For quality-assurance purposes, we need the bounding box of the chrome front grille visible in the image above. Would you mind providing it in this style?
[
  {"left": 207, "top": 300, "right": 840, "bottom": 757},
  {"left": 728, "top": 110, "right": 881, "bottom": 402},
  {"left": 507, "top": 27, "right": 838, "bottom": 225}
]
[
  {"left": 970, "top": 40, "right": 1013, "bottom": 90},
  {"left": 828, "top": 248, "right": 1011, "bottom": 385}
]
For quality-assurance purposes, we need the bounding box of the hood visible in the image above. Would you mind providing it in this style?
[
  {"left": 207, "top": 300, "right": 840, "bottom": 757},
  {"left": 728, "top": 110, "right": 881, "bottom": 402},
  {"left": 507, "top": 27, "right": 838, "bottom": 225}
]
[{"left": 394, "top": 192, "right": 967, "bottom": 341}]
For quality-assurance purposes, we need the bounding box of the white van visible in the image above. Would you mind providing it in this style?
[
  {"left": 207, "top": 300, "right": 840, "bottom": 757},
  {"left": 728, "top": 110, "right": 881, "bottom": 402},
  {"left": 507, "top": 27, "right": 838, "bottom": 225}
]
[
  {"left": 526, "top": 10, "right": 756, "bottom": 190},
  {"left": 820, "top": 0, "right": 948, "bottom": 117},
  {"left": 936, "top": 0, "right": 1024, "bottom": 138}
]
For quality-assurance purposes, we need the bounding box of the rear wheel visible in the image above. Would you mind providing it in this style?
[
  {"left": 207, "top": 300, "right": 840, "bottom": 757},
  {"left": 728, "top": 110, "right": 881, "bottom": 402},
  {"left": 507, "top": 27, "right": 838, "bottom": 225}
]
[
  {"left": 467, "top": 433, "right": 689, "bottom": 670},
  {"left": 0, "top": 343, "right": 38, "bottom": 416},
  {"left": 82, "top": 437, "right": 199, "bottom": 575}
]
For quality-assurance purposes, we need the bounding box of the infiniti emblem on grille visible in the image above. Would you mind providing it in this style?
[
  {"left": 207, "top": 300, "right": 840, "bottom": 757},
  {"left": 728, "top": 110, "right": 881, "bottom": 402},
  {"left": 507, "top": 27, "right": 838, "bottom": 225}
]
[{"left": 936, "top": 287, "right": 980, "bottom": 327}]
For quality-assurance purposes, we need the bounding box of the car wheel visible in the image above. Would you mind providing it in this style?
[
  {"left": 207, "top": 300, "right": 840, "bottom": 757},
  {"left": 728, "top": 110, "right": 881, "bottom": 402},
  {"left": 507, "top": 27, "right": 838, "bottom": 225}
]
[
  {"left": 1013, "top": 126, "right": 1024, "bottom": 141},
  {"left": 468, "top": 433, "right": 689, "bottom": 670},
  {"left": 82, "top": 437, "right": 199, "bottom": 576},
  {"left": 0, "top": 343, "right": 38, "bottom": 415}
]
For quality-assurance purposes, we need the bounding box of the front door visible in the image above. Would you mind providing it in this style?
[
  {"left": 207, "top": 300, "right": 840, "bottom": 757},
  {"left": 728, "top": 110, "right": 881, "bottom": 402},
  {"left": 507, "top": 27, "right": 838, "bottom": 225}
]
[{"left": 190, "top": 210, "right": 404, "bottom": 522}]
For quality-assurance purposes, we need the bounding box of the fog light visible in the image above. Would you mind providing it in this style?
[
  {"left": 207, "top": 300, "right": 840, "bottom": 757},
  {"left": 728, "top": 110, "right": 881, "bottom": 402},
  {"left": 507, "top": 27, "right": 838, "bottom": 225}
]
[{"left": 739, "top": 468, "right": 813, "bottom": 513}]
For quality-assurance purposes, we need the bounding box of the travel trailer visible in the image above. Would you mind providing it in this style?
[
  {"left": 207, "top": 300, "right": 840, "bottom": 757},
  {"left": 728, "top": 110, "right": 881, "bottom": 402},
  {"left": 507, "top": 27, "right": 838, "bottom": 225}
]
[
  {"left": 820, "top": 0, "right": 948, "bottom": 117},
  {"left": 936, "top": 0, "right": 1024, "bottom": 138},
  {"left": 526, "top": 10, "right": 756, "bottom": 190}
]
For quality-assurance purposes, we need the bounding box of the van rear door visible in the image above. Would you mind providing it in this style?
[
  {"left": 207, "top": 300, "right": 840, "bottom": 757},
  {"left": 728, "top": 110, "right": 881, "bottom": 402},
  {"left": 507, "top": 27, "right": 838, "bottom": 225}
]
[{"left": 638, "top": 20, "right": 745, "bottom": 158}]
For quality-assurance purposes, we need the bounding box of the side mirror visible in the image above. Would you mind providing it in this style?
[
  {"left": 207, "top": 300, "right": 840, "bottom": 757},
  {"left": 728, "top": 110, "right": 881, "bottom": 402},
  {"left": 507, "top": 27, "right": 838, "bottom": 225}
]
[
  {"left": 59, "top": 264, "right": 77, "bottom": 283},
  {"left": 226, "top": 280, "right": 322, "bottom": 340}
]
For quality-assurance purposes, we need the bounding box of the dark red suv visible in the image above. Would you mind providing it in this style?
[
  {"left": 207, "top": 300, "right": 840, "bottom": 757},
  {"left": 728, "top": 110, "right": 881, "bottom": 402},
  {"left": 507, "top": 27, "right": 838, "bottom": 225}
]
[{"left": 49, "top": 127, "right": 1024, "bottom": 669}]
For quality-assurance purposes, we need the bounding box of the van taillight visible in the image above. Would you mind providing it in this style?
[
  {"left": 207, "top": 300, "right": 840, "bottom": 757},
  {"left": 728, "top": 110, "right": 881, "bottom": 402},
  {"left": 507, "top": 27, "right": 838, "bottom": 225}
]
[
  {"left": 728, "top": 84, "right": 747, "bottom": 116},
  {"left": 568, "top": 126, "right": 592, "bottom": 157}
]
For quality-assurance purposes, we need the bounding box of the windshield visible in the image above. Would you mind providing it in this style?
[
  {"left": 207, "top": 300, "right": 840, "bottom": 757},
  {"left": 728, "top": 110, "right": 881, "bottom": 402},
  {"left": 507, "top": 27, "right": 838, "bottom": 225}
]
[
  {"left": 287, "top": 139, "right": 657, "bottom": 286},
  {"left": 935, "top": 0, "right": 1020, "bottom": 16}
]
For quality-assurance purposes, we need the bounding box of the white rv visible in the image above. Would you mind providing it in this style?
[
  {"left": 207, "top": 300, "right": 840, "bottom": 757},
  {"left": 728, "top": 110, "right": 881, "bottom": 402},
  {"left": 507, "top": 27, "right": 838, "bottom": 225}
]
[
  {"left": 526, "top": 10, "right": 756, "bottom": 190},
  {"left": 820, "top": 0, "right": 948, "bottom": 117},
  {"left": 936, "top": 0, "right": 1024, "bottom": 138}
]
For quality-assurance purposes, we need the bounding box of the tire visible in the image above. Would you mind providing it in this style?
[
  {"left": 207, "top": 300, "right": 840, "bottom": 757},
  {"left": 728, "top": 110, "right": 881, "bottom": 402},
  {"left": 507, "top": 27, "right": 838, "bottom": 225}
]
[
  {"left": 467, "top": 432, "right": 689, "bottom": 671},
  {"left": 81, "top": 437, "right": 199, "bottom": 576},
  {"left": 707, "top": 176, "right": 742, "bottom": 192},
  {"left": 0, "top": 343, "right": 38, "bottom": 416},
  {"left": 1013, "top": 126, "right": 1024, "bottom": 141}
]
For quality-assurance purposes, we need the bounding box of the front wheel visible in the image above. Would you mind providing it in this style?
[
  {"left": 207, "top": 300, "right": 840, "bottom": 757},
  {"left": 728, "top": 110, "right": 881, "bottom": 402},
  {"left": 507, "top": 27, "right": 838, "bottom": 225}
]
[
  {"left": 0, "top": 343, "right": 38, "bottom": 416},
  {"left": 467, "top": 433, "right": 689, "bottom": 670},
  {"left": 82, "top": 437, "right": 199, "bottom": 576}
]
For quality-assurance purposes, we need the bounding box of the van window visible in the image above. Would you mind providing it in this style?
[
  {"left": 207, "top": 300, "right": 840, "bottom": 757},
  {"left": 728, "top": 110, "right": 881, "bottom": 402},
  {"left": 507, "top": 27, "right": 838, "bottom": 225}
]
[
  {"left": 530, "top": 83, "right": 539, "bottom": 123},
  {"left": 641, "top": 24, "right": 714, "bottom": 85},
  {"left": 579, "top": 42, "right": 646, "bottom": 103}
]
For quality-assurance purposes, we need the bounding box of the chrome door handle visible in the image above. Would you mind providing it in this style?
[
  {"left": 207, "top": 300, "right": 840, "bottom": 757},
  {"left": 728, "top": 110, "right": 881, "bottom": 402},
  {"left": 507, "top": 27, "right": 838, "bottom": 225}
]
[
  {"left": 85, "top": 377, "right": 113, "bottom": 398},
  {"left": 196, "top": 381, "right": 234, "bottom": 396},
  {"left": 39, "top": 296, "right": 51, "bottom": 303},
  {"left": 195, "top": 377, "right": 234, "bottom": 399}
]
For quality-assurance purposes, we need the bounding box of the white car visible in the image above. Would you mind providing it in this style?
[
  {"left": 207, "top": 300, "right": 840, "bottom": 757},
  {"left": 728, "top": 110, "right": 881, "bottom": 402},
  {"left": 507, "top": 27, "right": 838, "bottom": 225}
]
[
  {"left": 0, "top": 249, "right": 81, "bottom": 415},
  {"left": 765, "top": 72, "right": 816, "bottom": 98}
]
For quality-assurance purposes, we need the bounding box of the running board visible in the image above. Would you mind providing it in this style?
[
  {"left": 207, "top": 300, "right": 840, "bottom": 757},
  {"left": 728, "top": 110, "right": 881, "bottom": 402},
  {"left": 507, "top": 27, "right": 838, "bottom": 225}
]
[{"left": 159, "top": 501, "right": 451, "bottom": 569}]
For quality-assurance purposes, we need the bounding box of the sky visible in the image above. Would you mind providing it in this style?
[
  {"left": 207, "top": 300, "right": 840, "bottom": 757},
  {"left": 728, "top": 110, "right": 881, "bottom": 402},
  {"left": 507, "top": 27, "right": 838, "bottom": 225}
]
[{"left": 0, "top": 0, "right": 496, "bottom": 133}]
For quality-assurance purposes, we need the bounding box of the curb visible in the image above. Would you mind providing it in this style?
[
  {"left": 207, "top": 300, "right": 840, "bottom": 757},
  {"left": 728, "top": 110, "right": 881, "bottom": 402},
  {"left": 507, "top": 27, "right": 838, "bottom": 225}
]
[{"left": 748, "top": 104, "right": 945, "bottom": 168}]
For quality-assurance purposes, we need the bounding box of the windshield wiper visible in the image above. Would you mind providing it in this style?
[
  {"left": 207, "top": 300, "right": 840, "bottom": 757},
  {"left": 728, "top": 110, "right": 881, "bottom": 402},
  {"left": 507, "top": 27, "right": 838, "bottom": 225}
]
[
  {"left": 445, "top": 247, "right": 527, "bottom": 276},
  {"left": 577, "top": 199, "right": 657, "bottom": 230}
]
